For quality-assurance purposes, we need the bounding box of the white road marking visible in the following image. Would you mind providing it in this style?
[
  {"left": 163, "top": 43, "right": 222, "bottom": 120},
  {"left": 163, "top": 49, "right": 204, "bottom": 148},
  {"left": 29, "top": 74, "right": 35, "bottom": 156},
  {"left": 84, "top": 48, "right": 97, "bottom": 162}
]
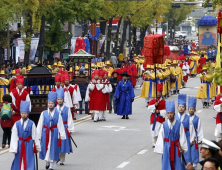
[
  {"left": 117, "top": 162, "right": 130, "bottom": 168},
  {"left": 98, "top": 125, "right": 140, "bottom": 132},
  {"left": 196, "top": 110, "right": 202, "bottom": 114},
  {"left": 137, "top": 150, "right": 148, "bottom": 154},
  {"left": 181, "top": 88, "right": 190, "bottom": 91}
]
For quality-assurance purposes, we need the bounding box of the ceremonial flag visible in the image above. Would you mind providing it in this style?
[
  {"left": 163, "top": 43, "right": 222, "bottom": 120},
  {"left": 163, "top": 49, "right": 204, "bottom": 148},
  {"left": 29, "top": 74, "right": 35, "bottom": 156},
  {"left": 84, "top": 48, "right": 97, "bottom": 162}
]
[{"left": 216, "top": 34, "right": 221, "bottom": 69}]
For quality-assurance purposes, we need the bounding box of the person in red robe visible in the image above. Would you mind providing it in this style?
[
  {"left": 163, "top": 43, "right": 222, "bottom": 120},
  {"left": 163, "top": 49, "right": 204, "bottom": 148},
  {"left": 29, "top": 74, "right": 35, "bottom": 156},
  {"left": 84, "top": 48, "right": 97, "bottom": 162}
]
[
  {"left": 179, "top": 54, "right": 189, "bottom": 87},
  {"left": 127, "top": 60, "right": 137, "bottom": 87},
  {"left": 147, "top": 84, "right": 166, "bottom": 147},
  {"left": 63, "top": 73, "right": 81, "bottom": 120},
  {"left": 10, "top": 78, "right": 31, "bottom": 123},
  {"left": 9, "top": 69, "right": 22, "bottom": 92},
  {"left": 99, "top": 71, "right": 112, "bottom": 121},
  {"left": 87, "top": 70, "right": 106, "bottom": 122},
  {"left": 197, "top": 54, "right": 206, "bottom": 73},
  {"left": 51, "top": 74, "right": 73, "bottom": 108}
]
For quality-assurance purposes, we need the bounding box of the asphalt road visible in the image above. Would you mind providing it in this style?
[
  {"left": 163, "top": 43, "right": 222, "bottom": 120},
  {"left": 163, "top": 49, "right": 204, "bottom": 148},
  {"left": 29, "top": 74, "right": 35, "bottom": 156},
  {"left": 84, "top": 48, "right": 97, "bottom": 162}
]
[{"left": 0, "top": 76, "right": 217, "bottom": 170}]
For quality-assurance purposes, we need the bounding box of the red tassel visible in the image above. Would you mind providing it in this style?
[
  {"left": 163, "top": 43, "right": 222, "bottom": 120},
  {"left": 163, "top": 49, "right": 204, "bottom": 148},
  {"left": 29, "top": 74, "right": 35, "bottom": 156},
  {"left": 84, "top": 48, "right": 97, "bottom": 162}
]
[
  {"left": 33, "top": 142, "right": 37, "bottom": 154},
  {"left": 66, "top": 129, "right": 71, "bottom": 138},
  {"left": 58, "top": 136, "right": 61, "bottom": 146}
]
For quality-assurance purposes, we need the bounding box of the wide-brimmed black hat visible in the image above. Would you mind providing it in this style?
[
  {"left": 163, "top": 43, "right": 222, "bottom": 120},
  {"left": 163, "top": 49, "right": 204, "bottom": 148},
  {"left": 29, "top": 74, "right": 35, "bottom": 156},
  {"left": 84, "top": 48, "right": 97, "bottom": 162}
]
[
  {"left": 112, "top": 70, "right": 119, "bottom": 76},
  {"left": 79, "top": 71, "right": 86, "bottom": 78},
  {"left": 120, "top": 71, "right": 130, "bottom": 77}
]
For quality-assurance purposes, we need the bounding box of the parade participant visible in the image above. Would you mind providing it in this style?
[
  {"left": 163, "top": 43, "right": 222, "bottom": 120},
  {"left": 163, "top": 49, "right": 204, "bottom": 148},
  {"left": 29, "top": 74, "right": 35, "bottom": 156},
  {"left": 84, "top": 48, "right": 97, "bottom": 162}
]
[
  {"left": 9, "top": 100, "right": 41, "bottom": 170},
  {"left": 55, "top": 89, "right": 74, "bottom": 165},
  {"left": 170, "top": 60, "right": 179, "bottom": 95},
  {"left": 0, "top": 94, "right": 19, "bottom": 148},
  {"left": 199, "top": 138, "right": 221, "bottom": 169},
  {"left": 212, "top": 47, "right": 217, "bottom": 62},
  {"left": 99, "top": 71, "right": 112, "bottom": 121},
  {"left": 141, "top": 65, "right": 155, "bottom": 107},
  {"left": 63, "top": 73, "right": 81, "bottom": 120},
  {"left": 196, "top": 67, "right": 213, "bottom": 108},
  {"left": 0, "top": 70, "right": 10, "bottom": 103},
  {"left": 114, "top": 71, "right": 135, "bottom": 119},
  {"left": 87, "top": 70, "right": 107, "bottom": 122},
  {"left": 154, "top": 101, "right": 188, "bottom": 170},
  {"left": 78, "top": 71, "right": 88, "bottom": 114},
  {"left": 175, "top": 94, "right": 195, "bottom": 167},
  {"left": 104, "top": 61, "right": 114, "bottom": 77},
  {"left": 189, "top": 55, "right": 199, "bottom": 78},
  {"left": 108, "top": 70, "right": 119, "bottom": 113},
  {"left": 51, "top": 74, "right": 73, "bottom": 108},
  {"left": 10, "top": 78, "right": 31, "bottom": 123},
  {"left": 213, "top": 96, "right": 222, "bottom": 142},
  {"left": 188, "top": 96, "right": 203, "bottom": 169},
  {"left": 147, "top": 84, "right": 166, "bottom": 147},
  {"left": 179, "top": 55, "right": 190, "bottom": 88},
  {"left": 197, "top": 54, "right": 206, "bottom": 73},
  {"left": 207, "top": 48, "right": 213, "bottom": 62},
  {"left": 37, "top": 91, "right": 66, "bottom": 170},
  {"left": 127, "top": 59, "right": 137, "bottom": 87}
]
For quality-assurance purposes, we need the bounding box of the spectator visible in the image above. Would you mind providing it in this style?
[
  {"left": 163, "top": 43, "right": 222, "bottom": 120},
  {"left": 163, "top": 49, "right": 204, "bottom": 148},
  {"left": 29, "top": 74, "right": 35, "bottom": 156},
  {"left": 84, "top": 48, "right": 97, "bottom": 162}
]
[
  {"left": 0, "top": 94, "right": 19, "bottom": 148},
  {"left": 212, "top": 47, "right": 217, "bottom": 62},
  {"left": 5, "top": 64, "right": 11, "bottom": 79},
  {"left": 108, "top": 71, "right": 119, "bottom": 113},
  {"left": 203, "top": 158, "right": 219, "bottom": 170},
  {"left": 110, "top": 53, "right": 118, "bottom": 69}
]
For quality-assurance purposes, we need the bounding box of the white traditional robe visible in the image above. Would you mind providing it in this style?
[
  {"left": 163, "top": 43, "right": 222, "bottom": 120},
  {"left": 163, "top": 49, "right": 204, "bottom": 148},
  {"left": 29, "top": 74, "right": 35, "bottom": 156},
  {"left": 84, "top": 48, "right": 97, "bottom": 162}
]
[
  {"left": 56, "top": 105, "right": 75, "bottom": 133},
  {"left": 213, "top": 102, "right": 222, "bottom": 139},
  {"left": 189, "top": 114, "right": 203, "bottom": 143},
  {"left": 176, "top": 113, "right": 196, "bottom": 144},
  {"left": 9, "top": 118, "right": 41, "bottom": 170},
  {"left": 37, "top": 109, "right": 66, "bottom": 162},
  {"left": 154, "top": 119, "right": 188, "bottom": 154}
]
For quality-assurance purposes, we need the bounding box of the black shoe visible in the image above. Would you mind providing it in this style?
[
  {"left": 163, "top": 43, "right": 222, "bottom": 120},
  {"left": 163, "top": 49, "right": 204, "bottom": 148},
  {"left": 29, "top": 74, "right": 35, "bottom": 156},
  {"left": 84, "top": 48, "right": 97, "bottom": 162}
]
[
  {"left": 126, "top": 115, "right": 129, "bottom": 119},
  {"left": 74, "top": 118, "right": 76, "bottom": 120},
  {"left": 2, "top": 144, "right": 5, "bottom": 148},
  {"left": 94, "top": 120, "right": 97, "bottom": 122},
  {"left": 152, "top": 146, "right": 155, "bottom": 148},
  {"left": 121, "top": 116, "right": 126, "bottom": 119},
  {"left": 60, "top": 163, "right": 64, "bottom": 165},
  {"left": 49, "top": 169, "right": 53, "bottom": 170},
  {"left": 45, "top": 164, "right": 50, "bottom": 169},
  {"left": 79, "top": 112, "right": 82, "bottom": 114}
]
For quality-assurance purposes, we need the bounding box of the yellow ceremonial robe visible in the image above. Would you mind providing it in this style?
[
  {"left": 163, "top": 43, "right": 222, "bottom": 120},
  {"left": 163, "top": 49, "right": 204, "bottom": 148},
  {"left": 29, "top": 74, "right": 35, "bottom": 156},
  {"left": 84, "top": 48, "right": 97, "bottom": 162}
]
[{"left": 0, "top": 78, "right": 10, "bottom": 103}]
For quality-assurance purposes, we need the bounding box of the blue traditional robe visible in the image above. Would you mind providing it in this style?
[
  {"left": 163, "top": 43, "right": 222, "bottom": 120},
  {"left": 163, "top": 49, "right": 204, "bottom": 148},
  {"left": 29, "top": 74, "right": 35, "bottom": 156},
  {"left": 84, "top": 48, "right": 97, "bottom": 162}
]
[
  {"left": 162, "top": 120, "right": 184, "bottom": 170},
  {"left": 55, "top": 106, "right": 73, "bottom": 154},
  {"left": 191, "top": 115, "right": 200, "bottom": 163},
  {"left": 114, "top": 80, "right": 135, "bottom": 115},
  {"left": 11, "top": 119, "right": 36, "bottom": 170},
  {"left": 175, "top": 113, "right": 192, "bottom": 164},
  {"left": 38, "top": 109, "right": 66, "bottom": 161}
]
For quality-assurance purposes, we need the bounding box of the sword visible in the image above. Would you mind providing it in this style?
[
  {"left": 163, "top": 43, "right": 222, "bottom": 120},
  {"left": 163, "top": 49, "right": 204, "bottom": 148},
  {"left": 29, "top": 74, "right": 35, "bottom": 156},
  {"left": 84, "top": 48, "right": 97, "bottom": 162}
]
[
  {"left": 35, "top": 153, "right": 38, "bottom": 170},
  {"left": 179, "top": 142, "right": 187, "bottom": 165}
]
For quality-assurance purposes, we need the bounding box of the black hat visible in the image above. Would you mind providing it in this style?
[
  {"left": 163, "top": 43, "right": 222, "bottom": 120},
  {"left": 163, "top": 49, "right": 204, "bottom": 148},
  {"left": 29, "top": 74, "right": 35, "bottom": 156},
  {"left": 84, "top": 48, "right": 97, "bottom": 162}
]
[
  {"left": 120, "top": 71, "right": 130, "bottom": 77},
  {"left": 112, "top": 71, "right": 119, "bottom": 76}
]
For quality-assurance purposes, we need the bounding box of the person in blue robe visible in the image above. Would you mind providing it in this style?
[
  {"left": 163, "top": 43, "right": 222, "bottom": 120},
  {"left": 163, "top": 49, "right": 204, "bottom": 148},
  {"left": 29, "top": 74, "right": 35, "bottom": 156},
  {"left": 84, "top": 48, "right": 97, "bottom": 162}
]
[
  {"left": 188, "top": 96, "right": 203, "bottom": 169},
  {"left": 55, "top": 89, "right": 74, "bottom": 165},
  {"left": 114, "top": 71, "right": 135, "bottom": 119},
  {"left": 175, "top": 94, "right": 195, "bottom": 169},
  {"left": 154, "top": 101, "right": 189, "bottom": 170},
  {"left": 37, "top": 91, "right": 66, "bottom": 170},
  {"left": 9, "top": 101, "right": 41, "bottom": 170}
]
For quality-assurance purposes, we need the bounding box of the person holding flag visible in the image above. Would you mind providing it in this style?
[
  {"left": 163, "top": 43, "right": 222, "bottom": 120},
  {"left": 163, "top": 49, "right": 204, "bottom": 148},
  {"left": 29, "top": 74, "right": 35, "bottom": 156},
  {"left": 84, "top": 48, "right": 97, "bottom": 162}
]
[{"left": 147, "top": 84, "right": 166, "bottom": 147}]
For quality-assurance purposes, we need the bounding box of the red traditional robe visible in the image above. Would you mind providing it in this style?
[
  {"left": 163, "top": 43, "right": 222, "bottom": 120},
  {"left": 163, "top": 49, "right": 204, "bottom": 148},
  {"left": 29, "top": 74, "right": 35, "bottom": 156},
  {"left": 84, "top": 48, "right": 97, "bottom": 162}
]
[
  {"left": 148, "top": 98, "right": 166, "bottom": 125},
  {"left": 127, "top": 64, "right": 137, "bottom": 86},
  {"left": 89, "top": 83, "right": 105, "bottom": 111},
  {"left": 197, "top": 57, "right": 206, "bottom": 73},
  {"left": 102, "top": 79, "right": 111, "bottom": 110},
  {"left": 10, "top": 88, "right": 30, "bottom": 123},
  {"left": 74, "top": 37, "right": 86, "bottom": 53}
]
